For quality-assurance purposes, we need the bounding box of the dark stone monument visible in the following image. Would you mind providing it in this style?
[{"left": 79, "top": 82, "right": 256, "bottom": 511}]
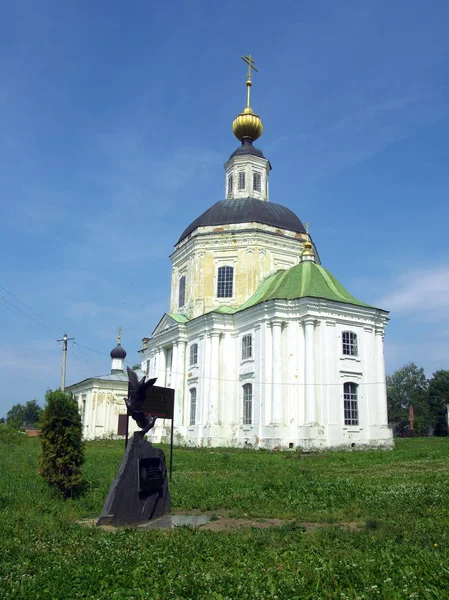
[{"left": 97, "top": 368, "right": 170, "bottom": 527}]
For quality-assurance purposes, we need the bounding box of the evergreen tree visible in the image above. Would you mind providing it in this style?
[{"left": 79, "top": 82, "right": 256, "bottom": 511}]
[
  {"left": 39, "top": 389, "right": 85, "bottom": 497},
  {"left": 428, "top": 370, "right": 449, "bottom": 436}
]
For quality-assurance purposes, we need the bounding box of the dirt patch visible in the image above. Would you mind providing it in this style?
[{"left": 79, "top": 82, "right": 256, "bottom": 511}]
[
  {"left": 202, "top": 517, "right": 289, "bottom": 531},
  {"left": 201, "top": 518, "right": 360, "bottom": 532},
  {"left": 78, "top": 515, "right": 360, "bottom": 533}
]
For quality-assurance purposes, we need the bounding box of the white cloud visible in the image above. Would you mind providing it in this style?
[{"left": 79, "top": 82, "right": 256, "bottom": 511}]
[{"left": 377, "top": 262, "right": 449, "bottom": 320}]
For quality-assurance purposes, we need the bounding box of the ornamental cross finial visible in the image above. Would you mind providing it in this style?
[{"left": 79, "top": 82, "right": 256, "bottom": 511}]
[
  {"left": 305, "top": 222, "right": 309, "bottom": 235},
  {"left": 241, "top": 54, "right": 258, "bottom": 79},
  {"left": 117, "top": 326, "right": 122, "bottom": 345},
  {"left": 241, "top": 55, "right": 258, "bottom": 108}
]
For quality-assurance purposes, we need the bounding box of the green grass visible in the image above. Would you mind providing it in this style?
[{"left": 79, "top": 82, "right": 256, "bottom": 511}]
[{"left": 1, "top": 437, "right": 449, "bottom": 599}]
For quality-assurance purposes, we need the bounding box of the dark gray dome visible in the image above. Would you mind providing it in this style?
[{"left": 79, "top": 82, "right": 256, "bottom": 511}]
[
  {"left": 178, "top": 198, "right": 306, "bottom": 244},
  {"left": 229, "top": 144, "right": 265, "bottom": 159},
  {"left": 110, "top": 344, "right": 126, "bottom": 359}
]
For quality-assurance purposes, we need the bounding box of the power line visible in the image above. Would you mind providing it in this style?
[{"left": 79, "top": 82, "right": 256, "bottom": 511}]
[
  {"left": 71, "top": 341, "right": 96, "bottom": 378},
  {"left": 0, "top": 285, "right": 62, "bottom": 336},
  {"left": 144, "top": 362, "right": 388, "bottom": 388},
  {"left": 0, "top": 295, "right": 60, "bottom": 337},
  {"left": 0, "top": 283, "right": 389, "bottom": 389}
]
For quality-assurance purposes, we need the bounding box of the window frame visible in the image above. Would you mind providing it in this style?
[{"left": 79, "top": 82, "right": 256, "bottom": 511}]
[
  {"left": 253, "top": 171, "right": 261, "bottom": 193},
  {"left": 342, "top": 331, "right": 358, "bottom": 356},
  {"left": 189, "top": 388, "right": 197, "bottom": 426},
  {"left": 243, "top": 383, "right": 253, "bottom": 425},
  {"left": 344, "top": 382, "right": 359, "bottom": 426},
  {"left": 227, "top": 174, "right": 233, "bottom": 196},
  {"left": 217, "top": 265, "right": 234, "bottom": 298},
  {"left": 238, "top": 171, "right": 246, "bottom": 190},
  {"left": 241, "top": 334, "right": 252, "bottom": 360},
  {"left": 189, "top": 343, "right": 198, "bottom": 366},
  {"left": 178, "top": 275, "right": 186, "bottom": 308}
]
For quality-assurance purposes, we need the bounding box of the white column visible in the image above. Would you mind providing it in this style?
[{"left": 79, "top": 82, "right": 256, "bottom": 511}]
[
  {"left": 91, "top": 391, "right": 98, "bottom": 440},
  {"left": 176, "top": 341, "right": 186, "bottom": 426},
  {"left": 376, "top": 328, "right": 388, "bottom": 426},
  {"left": 263, "top": 321, "right": 272, "bottom": 426},
  {"left": 158, "top": 348, "right": 167, "bottom": 387},
  {"left": 171, "top": 343, "right": 178, "bottom": 389},
  {"left": 200, "top": 335, "right": 209, "bottom": 427},
  {"left": 209, "top": 332, "right": 220, "bottom": 425},
  {"left": 304, "top": 318, "right": 316, "bottom": 424},
  {"left": 271, "top": 320, "right": 283, "bottom": 425}
]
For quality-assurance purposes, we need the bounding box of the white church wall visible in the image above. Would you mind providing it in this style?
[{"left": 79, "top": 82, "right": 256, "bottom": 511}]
[{"left": 140, "top": 297, "right": 392, "bottom": 450}]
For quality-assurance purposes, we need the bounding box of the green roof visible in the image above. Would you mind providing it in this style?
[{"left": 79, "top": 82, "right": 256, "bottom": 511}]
[
  {"left": 167, "top": 313, "right": 190, "bottom": 323},
  {"left": 235, "top": 261, "right": 376, "bottom": 312},
  {"left": 213, "top": 305, "right": 237, "bottom": 314}
]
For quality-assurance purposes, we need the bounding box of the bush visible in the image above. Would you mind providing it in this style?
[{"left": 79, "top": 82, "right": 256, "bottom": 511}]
[
  {"left": 0, "top": 423, "right": 25, "bottom": 445},
  {"left": 39, "top": 389, "right": 85, "bottom": 498}
]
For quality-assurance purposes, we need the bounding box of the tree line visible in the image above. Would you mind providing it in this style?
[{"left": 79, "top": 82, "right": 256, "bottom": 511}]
[
  {"left": 3, "top": 363, "right": 448, "bottom": 439},
  {"left": 387, "top": 363, "right": 449, "bottom": 436}
]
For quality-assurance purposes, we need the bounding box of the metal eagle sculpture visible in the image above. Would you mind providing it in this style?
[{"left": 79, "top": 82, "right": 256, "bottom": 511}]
[{"left": 125, "top": 367, "right": 158, "bottom": 436}]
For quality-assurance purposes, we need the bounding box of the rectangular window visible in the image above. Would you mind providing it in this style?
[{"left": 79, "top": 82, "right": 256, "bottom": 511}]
[
  {"left": 242, "top": 334, "right": 252, "bottom": 360},
  {"left": 243, "top": 384, "right": 253, "bottom": 425},
  {"left": 217, "top": 265, "right": 234, "bottom": 298},
  {"left": 227, "top": 174, "right": 233, "bottom": 195},
  {"left": 189, "top": 343, "right": 198, "bottom": 366},
  {"left": 179, "top": 275, "right": 186, "bottom": 308},
  {"left": 253, "top": 172, "right": 261, "bottom": 192},
  {"left": 189, "top": 388, "right": 197, "bottom": 426},
  {"left": 342, "top": 331, "right": 358, "bottom": 356},
  {"left": 344, "top": 382, "right": 359, "bottom": 425},
  {"left": 238, "top": 171, "right": 246, "bottom": 190}
]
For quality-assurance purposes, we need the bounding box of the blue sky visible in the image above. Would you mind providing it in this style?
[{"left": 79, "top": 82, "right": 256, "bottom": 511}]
[{"left": 1, "top": 0, "right": 449, "bottom": 416}]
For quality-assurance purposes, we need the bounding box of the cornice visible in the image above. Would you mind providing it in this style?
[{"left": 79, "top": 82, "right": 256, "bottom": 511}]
[{"left": 171, "top": 226, "right": 305, "bottom": 260}]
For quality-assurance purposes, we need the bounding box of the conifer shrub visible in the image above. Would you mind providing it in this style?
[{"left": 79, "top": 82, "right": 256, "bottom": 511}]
[{"left": 39, "top": 389, "right": 85, "bottom": 498}]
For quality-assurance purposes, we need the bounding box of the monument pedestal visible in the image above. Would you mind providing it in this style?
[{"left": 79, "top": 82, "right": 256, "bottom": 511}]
[{"left": 97, "top": 434, "right": 170, "bottom": 527}]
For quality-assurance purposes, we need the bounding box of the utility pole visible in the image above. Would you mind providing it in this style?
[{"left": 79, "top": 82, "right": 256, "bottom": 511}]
[{"left": 57, "top": 333, "right": 75, "bottom": 391}]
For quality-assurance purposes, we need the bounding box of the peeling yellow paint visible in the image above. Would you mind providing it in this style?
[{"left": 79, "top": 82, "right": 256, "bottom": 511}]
[{"left": 170, "top": 223, "right": 309, "bottom": 318}]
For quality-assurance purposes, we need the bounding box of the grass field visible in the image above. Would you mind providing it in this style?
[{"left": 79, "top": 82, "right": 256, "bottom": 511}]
[{"left": 1, "top": 434, "right": 449, "bottom": 599}]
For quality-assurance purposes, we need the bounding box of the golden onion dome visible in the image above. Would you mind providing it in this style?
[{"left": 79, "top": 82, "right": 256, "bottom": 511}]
[
  {"left": 232, "top": 55, "right": 264, "bottom": 142},
  {"left": 232, "top": 106, "right": 264, "bottom": 142}
]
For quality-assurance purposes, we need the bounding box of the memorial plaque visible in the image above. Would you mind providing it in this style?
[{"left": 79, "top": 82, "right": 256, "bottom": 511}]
[
  {"left": 141, "top": 386, "right": 175, "bottom": 419},
  {"left": 117, "top": 413, "right": 128, "bottom": 436},
  {"left": 137, "top": 457, "right": 164, "bottom": 493}
]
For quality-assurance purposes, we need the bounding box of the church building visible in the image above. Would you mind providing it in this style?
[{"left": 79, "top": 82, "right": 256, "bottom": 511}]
[
  {"left": 66, "top": 332, "right": 144, "bottom": 440},
  {"left": 140, "top": 57, "right": 393, "bottom": 450}
]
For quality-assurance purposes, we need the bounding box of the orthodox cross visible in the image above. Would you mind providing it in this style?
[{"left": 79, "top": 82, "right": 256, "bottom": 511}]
[
  {"left": 241, "top": 54, "right": 258, "bottom": 78},
  {"left": 305, "top": 222, "right": 309, "bottom": 235},
  {"left": 117, "top": 326, "right": 122, "bottom": 345},
  {"left": 241, "top": 54, "right": 258, "bottom": 108}
]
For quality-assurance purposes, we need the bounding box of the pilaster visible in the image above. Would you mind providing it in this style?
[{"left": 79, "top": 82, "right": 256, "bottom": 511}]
[{"left": 304, "top": 317, "right": 317, "bottom": 424}]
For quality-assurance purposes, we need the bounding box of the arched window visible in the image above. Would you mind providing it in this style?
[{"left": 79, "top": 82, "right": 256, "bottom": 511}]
[
  {"left": 342, "top": 331, "right": 358, "bottom": 356},
  {"left": 253, "top": 172, "right": 261, "bottom": 192},
  {"left": 238, "top": 171, "right": 246, "bottom": 190},
  {"left": 344, "top": 382, "right": 359, "bottom": 425},
  {"left": 189, "top": 388, "right": 197, "bottom": 426},
  {"left": 189, "top": 343, "right": 198, "bottom": 366},
  {"left": 179, "top": 275, "right": 186, "bottom": 308},
  {"left": 227, "top": 174, "right": 233, "bottom": 196},
  {"left": 242, "top": 334, "right": 252, "bottom": 360},
  {"left": 243, "top": 383, "right": 253, "bottom": 425},
  {"left": 217, "top": 266, "right": 234, "bottom": 298}
]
